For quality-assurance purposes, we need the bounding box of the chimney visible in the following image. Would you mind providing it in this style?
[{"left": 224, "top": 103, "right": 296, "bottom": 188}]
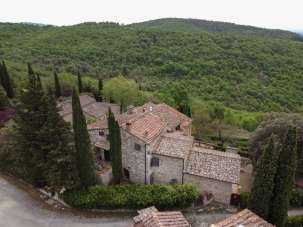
[
  {"left": 144, "top": 130, "right": 149, "bottom": 137},
  {"left": 126, "top": 121, "right": 132, "bottom": 131}
]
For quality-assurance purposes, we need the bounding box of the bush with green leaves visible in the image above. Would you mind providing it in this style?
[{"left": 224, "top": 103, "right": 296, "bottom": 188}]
[
  {"left": 285, "top": 215, "right": 303, "bottom": 227},
  {"left": 63, "top": 184, "right": 198, "bottom": 210}
]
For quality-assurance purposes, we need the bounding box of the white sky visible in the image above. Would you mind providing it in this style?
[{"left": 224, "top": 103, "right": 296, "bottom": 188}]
[{"left": 1, "top": 0, "right": 303, "bottom": 31}]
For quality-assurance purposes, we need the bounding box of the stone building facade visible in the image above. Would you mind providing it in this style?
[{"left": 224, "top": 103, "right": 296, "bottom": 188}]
[{"left": 88, "top": 102, "right": 241, "bottom": 205}]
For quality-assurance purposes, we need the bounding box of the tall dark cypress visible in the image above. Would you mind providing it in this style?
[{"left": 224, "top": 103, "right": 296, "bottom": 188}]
[
  {"left": 0, "top": 85, "right": 9, "bottom": 110},
  {"left": 108, "top": 108, "right": 122, "bottom": 184},
  {"left": 72, "top": 89, "right": 96, "bottom": 187},
  {"left": 14, "top": 64, "right": 48, "bottom": 186},
  {"left": 248, "top": 135, "right": 279, "bottom": 219},
  {"left": 41, "top": 89, "right": 80, "bottom": 192},
  {"left": 54, "top": 72, "right": 62, "bottom": 98},
  {"left": 268, "top": 127, "right": 297, "bottom": 226},
  {"left": 98, "top": 78, "right": 103, "bottom": 91},
  {"left": 0, "top": 61, "right": 14, "bottom": 98},
  {"left": 77, "top": 71, "right": 83, "bottom": 93}
]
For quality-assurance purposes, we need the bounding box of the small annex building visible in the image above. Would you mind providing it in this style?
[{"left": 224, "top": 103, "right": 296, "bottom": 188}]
[
  {"left": 211, "top": 209, "right": 275, "bottom": 227},
  {"left": 88, "top": 102, "right": 241, "bottom": 204},
  {"left": 57, "top": 94, "right": 120, "bottom": 123},
  {"left": 133, "top": 206, "right": 190, "bottom": 227}
]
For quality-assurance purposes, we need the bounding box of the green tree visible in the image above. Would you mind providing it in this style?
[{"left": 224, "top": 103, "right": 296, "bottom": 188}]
[
  {"left": 0, "top": 86, "right": 9, "bottom": 110},
  {"left": 0, "top": 61, "right": 14, "bottom": 98},
  {"left": 248, "top": 135, "right": 279, "bottom": 219},
  {"left": 269, "top": 127, "right": 298, "bottom": 226},
  {"left": 77, "top": 71, "right": 83, "bottom": 93},
  {"left": 108, "top": 108, "right": 122, "bottom": 184},
  {"left": 104, "top": 76, "right": 139, "bottom": 106},
  {"left": 41, "top": 89, "right": 80, "bottom": 192},
  {"left": 72, "top": 89, "right": 96, "bottom": 188},
  {"left": 209, "top": 104, "right": 225, "bottom": 150},
  {"left": 250, "top": 113, "right": 303, "bottom": 177},
  {"left": 14, "top": 64, "right": 48, "bottom": 186},
  {"left": 54, "top": 72, "right": 62, "bottom": 98}
]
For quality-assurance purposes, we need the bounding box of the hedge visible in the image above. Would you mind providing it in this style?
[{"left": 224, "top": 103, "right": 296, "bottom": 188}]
[
  {"left": 63, "top": 184, "right": 198, "bottom": 210},
  {"left": 286, "top": 216, "right": 303, "bottom": 227}
]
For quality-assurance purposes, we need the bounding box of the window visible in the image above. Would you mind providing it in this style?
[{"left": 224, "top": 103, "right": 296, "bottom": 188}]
[
  {"left": 99, "top": 131, "right": 105, "bottom": 136},
  {"left": 176, "top": 124, "right": 181, "bottom": 131},
  {"left": 135, "top": 143, "right": 141, "bottom": 151},
  {"left": 123, "top": 168, "right": 130, "bottom": 179},
  {"left": 151, "top": 157, "right": 160, "bottom": 167},
  {"left": 169, "top": 179, "right": 178, "bottom": 185}
]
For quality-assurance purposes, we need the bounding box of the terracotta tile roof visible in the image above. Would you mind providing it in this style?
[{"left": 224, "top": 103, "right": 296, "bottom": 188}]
[
  {"left": 83, "top": 102, "right": 120, "bottom": 119},
  {"left": 153, "top": 132, "right": 194, "bottom": 159},
  {"left": 185, "top": 146, "right": 241, "bottom": 184},
  {"left": 124, "top": 113, "right": 167, "bottom": 144},
  {"left": 58, "top": 95, "right": 96, "bottom": 117},
  {"left": 95, "top": 140, "right": 110, "bottom": 150},
  {"left": 133, "top": 206, "right": 159, "bottom": 224},
  {"left": 130, "top": 103, "right": 191, "bottom": 128},
  {"left": 212, "top": 209, "right": 275, "bottom": 227},
  {"left": 88, "top": 115, "right": 108, "bottom": 130},
  {"left": 58, "top": 95, "right": 119, "bottom": 119},
  {"left": 88, "top": 102, "right": 190, "bottom": 144},
  {"left": 133, "top": 207, "right": 190, "bottom": 227}
]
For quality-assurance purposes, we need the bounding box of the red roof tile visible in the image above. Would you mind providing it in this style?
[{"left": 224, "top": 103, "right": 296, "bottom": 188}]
[{"left": 212, "top": 209, "right": 275, "bottom": 227}]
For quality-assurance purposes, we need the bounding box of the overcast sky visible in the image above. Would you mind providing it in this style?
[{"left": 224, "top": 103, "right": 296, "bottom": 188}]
[{"left": 1, "top": 0, "right": 303, "bottom": 31}]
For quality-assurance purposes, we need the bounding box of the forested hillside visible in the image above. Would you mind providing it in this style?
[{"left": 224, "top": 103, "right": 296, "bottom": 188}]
[
  {"left": 129, "top": 18, "right": 303, "bottom": 41},
  {"left": 1, "top": 21, "right": 303, "bottom": 112}
]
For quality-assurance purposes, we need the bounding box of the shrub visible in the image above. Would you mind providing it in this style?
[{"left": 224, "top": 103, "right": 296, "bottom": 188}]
[
  {"left": 63, "top": 184, "right": 198, "bottom": 210},
  {"left": 240, "top": 192, "right": 250, "bottom": 209},
  {"left": 285, "top": 215, "right": 303, "bottom": 227},
  {"left": 290, "top": 188, "right": 303, "bottom": 208}
]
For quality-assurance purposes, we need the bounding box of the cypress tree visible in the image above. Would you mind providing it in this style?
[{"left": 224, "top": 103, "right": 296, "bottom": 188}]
[
  {"left": 98, "top": 78, "right": 103, "bottom": 91},
  {"left": 54, "top": 72, "right": 62, "bottom": 98},
  {"left": 268, "top": 127, "right": 297, "bottom": 226},
  {"left": 72, "top": 89, "right": 96, "bottom": 187},
  {"left": 248, "top": 135, "right": 279, "bottom": 219},
  {"left": 0, "top": 86, "right": 9, "bottom": 110},
  {"left": 41, "top": 89, "right": 80, "bottom": 192},
  {"left": 0, "top": 61, "right": 14, "bottom": 98},
  {"left": 14, "top": 64, "right": 48, "bottom": 186},
  {"left": 77, "top": 71, "right": 83, "bottom": 93},
  {"left": 108, "top": 108, "right": 122, "bottom": 184}
]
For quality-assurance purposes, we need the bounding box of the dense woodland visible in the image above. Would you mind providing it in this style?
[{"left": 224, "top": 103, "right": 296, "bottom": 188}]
[
  {"left": 1, "top": 19, "right": 303, "bottom": 225},
  {"left": 0, "top": 20, "right": 303, "bottom": 114}
]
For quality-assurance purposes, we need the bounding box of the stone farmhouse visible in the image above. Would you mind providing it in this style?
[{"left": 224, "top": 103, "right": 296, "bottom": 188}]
[
  {"left": 88, "top": 102, "right": 241, "bottom": 205},
  {"left": 57, "top": 94, "right": 120, "bottom": 123}
]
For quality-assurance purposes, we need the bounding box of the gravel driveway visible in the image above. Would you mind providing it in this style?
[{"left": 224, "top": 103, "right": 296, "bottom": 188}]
[{"left": 0, "top": 176, "right": 132, "bottom": 227}]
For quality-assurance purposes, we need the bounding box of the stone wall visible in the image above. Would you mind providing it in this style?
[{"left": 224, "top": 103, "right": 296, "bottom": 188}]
[
  {"left": 89, "top": 129, "right": 109, "bottom": 145},
  {"left": 183, "top": 174, "right": 232, "bottom": 205},
  {"left": 121, "top": 129, "right": 149, "bottom": 184},
  {"left": 151, "top": 154, "right": 183, "bottom": 184}
]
